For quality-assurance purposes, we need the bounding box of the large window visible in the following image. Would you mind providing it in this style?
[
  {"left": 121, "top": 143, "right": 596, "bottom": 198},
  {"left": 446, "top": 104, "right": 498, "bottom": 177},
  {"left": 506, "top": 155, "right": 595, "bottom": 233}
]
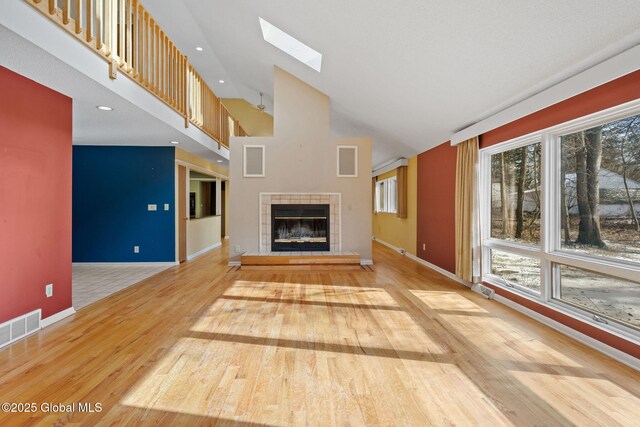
[
  {"left": 481, "top": 102, "right": 640, "bottom": 337},
  {"left": 375, "top": 176, "right": 397, "bottom": 213}
]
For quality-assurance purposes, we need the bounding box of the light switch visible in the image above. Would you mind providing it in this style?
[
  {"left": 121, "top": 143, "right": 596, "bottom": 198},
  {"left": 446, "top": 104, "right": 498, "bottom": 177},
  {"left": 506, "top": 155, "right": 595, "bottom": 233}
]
[
  {"left": 164, "top": 203, "right": 170, "bottom": 211},
  {"left": 148, "top": 204, "right": 157, "bottom": 211}
]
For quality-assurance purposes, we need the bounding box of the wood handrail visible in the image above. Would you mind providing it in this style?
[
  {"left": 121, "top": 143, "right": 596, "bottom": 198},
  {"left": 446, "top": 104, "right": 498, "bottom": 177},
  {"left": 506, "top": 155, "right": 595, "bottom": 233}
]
[{"left": 23, "top": 0, "right": 244, "bottom": 148}]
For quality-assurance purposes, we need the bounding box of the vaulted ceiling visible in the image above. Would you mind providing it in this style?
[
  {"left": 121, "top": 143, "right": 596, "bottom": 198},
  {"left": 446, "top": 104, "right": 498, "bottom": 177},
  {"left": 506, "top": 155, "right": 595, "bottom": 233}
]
[{"left": 145, "top": 0, "right": 640, "bottom": 168}]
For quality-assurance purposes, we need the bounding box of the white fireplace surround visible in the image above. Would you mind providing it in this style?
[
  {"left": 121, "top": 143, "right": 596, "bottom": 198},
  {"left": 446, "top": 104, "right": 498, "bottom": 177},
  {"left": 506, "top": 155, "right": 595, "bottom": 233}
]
[{"left": 259, "top": 193, "right": 342, "bottom": 252}]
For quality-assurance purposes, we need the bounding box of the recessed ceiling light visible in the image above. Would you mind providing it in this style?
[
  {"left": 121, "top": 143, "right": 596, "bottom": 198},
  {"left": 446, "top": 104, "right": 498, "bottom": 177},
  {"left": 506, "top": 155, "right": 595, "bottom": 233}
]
[
  {"left": 97, "top": 106, "right": 113, "bottom": 111},
  {"left": 259, "top": 17, "right": 322, "bottom": 72},
  {"left": 217, "top": 160, "right": 223, "bottom": 163},
  {"left": 195, "top": 46, "right": 203, "bottom": 51},
  {"left": 170, "top": 141, "right": 180, "bottom": 145},
  {"left": 218, "top": 80, "right": 225, "bottom": 84}
]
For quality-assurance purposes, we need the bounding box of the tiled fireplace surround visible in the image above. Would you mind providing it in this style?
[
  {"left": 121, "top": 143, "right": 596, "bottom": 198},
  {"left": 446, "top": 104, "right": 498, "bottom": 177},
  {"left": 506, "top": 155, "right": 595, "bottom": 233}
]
[{"left": 259, "top": 193, "right": 341, "bottom": 253}]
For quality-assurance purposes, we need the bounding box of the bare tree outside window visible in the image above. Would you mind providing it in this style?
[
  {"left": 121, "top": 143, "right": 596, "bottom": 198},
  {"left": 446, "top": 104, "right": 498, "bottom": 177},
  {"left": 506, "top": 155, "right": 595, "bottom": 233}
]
[
  {"left": 490, "top": 143, "right": 542, "bottom": 244},
  {"left": 561, "top": 114, "right": 640, "bottom": 263}
]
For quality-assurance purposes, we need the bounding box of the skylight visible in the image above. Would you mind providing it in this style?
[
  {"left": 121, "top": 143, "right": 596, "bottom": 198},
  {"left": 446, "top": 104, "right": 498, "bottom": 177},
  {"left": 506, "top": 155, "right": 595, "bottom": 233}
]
[{"left": 259, "top": 17, "right": 322, "bottom": 72}]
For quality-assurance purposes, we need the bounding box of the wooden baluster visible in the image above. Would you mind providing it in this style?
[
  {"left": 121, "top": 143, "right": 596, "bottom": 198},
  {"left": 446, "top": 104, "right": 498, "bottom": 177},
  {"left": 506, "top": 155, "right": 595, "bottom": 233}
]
[
  {"left": 119, "top": 0, "right": 125, "bottom": 65},
  {"left": 171, "top": 45, "right": 176, "bottom": 107},
  {"left": 164, "top": 37, "right": 168, "bottom": 101},
  {"left": 158, "top": 31, "right": 163, "bottom": 98},
  {"left": 74, "top": 0, "right": 82, "bottom": 34},
  {"left": 161, "top": 34, "right": 166, "bottom": 100},
  {"left": 154, "top": 24, "right": 159, "bottom": 94},
  {"left": 182, "top": 57, "right": 188, "bottom": 121},
  {"left": 95, "top": 0, "right": 103, "bottom": 51},
  {"left": 63, "top": 0, "right": 70, "bottom": 24},
  {"left": 85, "top": 0, "right": 92, "bottom": 42},
  {"left": 177, "top": 53, "right": 181, "bottom": 111},
  {"left": 170, "top": 46, "right": 174, "bottom": 107},
  {"left": 126, "top": 0, "right": 132, "bottom": 71},
  {"left": 174, "top": 46, "right": 178, "bottom": 107},
  {"left": 142, "top": 11, "right": 148, "bottom": 86},
  {"left": 132, "top": 1, "right": 138, "bottom": 74},
  {"left": 166, "top": 37, "right": 170, "bottom": 102},
  {"left": 49, "top": 0, "right": 55, "bottom": 15},
  {"left": 104, "top": 0, "right": 112, "bottom": 55}
]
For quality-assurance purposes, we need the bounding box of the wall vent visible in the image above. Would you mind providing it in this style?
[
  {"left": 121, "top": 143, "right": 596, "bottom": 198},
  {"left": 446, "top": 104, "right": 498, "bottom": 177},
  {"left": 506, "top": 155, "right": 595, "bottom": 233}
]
[
  {"left": 337, "top": 146, "right": 358, "bottom": 177},
  {"left": 0, "top": 309, "right": 41, "bottom": 349},
  {"left": 478, "top": 284, "right": 495, "bottom": 300}
]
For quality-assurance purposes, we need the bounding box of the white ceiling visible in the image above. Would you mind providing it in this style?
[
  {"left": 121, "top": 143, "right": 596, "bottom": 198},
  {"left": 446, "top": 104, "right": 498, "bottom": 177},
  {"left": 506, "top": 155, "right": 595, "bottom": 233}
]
[
  {"left": 0, "top": 20, "right": 229, "bottom": 167},
  {"left": 145, "top": 0, "right": 640, "bottom": 168}
]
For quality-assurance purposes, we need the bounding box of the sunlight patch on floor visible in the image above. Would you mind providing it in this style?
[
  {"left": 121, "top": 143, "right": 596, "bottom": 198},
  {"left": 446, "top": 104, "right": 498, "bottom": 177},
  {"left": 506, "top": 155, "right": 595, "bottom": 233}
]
[
  {"left": 410, "top": 290, "right": 490, "bottom": 313},
  {"left": 510, "top": 370, "right": 640, "bottom": 426},
  {"left": 436, "top": 311, "right": 584, "bottom": 367},
  {"left": 120, "top": 336, "right": 504, "bottom": 426}
]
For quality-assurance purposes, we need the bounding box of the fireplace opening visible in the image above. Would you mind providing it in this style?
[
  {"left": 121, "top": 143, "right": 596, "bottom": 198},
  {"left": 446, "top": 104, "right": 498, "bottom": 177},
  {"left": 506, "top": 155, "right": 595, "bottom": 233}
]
[{"left": 271, "top": 204, "right": 330, "bottom": 251}]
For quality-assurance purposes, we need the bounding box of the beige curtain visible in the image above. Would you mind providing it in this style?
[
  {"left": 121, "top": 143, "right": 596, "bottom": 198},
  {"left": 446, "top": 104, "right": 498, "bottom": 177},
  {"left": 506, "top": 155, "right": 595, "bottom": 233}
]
[
  {"left": 455, "top": 137, "right": 479, "bottom": 283},
  {"left": 396, "top": 166, "right": 408, "bottom": 219}
]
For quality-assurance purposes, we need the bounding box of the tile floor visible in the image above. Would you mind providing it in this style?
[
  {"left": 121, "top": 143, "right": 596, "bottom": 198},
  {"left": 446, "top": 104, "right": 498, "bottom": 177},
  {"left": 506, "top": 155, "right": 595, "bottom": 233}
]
[{"left": 72, "top": 264, "right": 171, "bottom": 309}]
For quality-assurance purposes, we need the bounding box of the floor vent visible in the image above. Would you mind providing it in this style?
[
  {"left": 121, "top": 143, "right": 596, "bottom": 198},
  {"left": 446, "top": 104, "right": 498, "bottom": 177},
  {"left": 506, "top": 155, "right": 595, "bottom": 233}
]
[
  {"left": 0, "top": 309, "right": 41, "bottom": 349},
  {"left": 478, "top": 284, "right": 495, "bottom": 300}
]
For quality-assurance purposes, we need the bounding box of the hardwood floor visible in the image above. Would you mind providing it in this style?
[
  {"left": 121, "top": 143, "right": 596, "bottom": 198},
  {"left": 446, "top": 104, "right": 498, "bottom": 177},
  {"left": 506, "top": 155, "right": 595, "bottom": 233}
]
[{"left": 1, "top": 242, "right": 639, "bottom": 426}]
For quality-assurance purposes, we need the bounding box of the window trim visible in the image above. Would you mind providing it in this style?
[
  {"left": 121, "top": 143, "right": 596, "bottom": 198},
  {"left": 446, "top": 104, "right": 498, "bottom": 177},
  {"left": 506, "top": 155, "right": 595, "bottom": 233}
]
[
  {"left": 479, "top": 97, "right": 640, "bottom": 341},
  {"left": 374, "top": 176, "right": 398, "bottom": 214}
]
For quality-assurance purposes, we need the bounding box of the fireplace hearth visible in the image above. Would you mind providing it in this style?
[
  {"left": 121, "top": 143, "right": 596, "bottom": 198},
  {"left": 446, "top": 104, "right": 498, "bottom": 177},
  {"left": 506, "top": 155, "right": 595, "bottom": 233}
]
[{"left": 271, "top": 204, "right": 330, "bottom": 251}]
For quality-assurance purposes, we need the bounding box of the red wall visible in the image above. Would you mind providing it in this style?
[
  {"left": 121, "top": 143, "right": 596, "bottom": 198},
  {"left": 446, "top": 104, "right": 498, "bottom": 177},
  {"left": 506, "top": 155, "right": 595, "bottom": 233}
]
[
  {"left": 416, "top": 141, "right": 457, "bottom": 273},
  {"left": 415, "top": 69, "right": 640, "bottom": 357},
  {"left": 0, "top": 66, "right": 72, "bottom": 323},
  {"left": 482, "top": 69, "right": 640, "bottom": 148}
]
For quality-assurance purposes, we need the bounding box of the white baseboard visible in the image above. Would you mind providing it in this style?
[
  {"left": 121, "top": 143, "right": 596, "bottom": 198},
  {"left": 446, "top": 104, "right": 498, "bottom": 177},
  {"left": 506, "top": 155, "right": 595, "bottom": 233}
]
[
  {"left": 228, "top": 261, "right": 241, "bottom": 267},
  {"left": 360, "top": 259, "right": 373, "bottom": 265},
  {"left": 373, "top": 237, "right": 471, "bottom": 287},
  {"left": 73, "top": 262, "right": 178, "bottom": 266},
  {"left": 187, "top": 242, "right": 222, "bottom": 261},
  {"left": 375, "top": 237, "right": 639, "bottom": 371},
  {"left": 41, "top": 307, "right": 76, "bottom": 328}
]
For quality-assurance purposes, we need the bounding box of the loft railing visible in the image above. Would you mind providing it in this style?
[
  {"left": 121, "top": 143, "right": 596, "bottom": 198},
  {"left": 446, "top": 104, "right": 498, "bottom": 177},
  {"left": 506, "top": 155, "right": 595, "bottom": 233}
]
[{"left": 25, "top": 0, "right": 247, "bottom": 147}]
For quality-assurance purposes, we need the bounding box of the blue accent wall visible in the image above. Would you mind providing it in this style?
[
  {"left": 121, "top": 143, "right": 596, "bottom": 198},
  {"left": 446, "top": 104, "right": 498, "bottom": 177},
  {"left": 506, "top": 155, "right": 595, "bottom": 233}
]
[{"left": 73, "top": 146, "right": 175, "bottom": 262}]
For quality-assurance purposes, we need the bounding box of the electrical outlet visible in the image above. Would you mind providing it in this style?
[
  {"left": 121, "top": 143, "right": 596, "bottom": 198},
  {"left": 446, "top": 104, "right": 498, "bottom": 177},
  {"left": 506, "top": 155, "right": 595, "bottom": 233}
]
[
  {"left": 422, "top": 243, "right": 426, "bottom": 251},
  {"left": 164, "top": 203, "right": 170, "bottom": 211},
  {"left": 235, "top": 244, "right": 241, "bottom": 253},
  {"left": 45, "top": 283, "right": 53, "bottom": 298},
  {"left": 148, "top": 204, "right": 157, "bottom": 211},
  {"left": 134, "top": 246, "right": 140, "bottom": 253}
]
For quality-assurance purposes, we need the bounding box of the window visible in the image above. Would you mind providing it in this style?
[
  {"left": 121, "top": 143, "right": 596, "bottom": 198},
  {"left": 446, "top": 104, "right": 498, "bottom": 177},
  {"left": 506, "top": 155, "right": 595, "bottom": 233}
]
[
  {"left": 489, "top": 249, "right": 541, "bottom": 293},
  {"left": 481, "top": 101, "right": 640, "bottom": 337},
  {"left": 557, "top": 264, "right": 640, "bottom": 328},
  {"left": 559, "top": 114, "right": 640, "bottom": 263},
  {"left": 490, "top": 142, "right": 541, "bottom": 245},
  {"left": 375, "top": 176, "right": 397, "bottom": 213}
]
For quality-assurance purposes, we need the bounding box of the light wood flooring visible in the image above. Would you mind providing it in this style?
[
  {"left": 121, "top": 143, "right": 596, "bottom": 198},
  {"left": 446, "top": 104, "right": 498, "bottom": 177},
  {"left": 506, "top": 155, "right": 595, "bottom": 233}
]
[{"left": 1, "top": 242, "right": 639, "bottom": 426}]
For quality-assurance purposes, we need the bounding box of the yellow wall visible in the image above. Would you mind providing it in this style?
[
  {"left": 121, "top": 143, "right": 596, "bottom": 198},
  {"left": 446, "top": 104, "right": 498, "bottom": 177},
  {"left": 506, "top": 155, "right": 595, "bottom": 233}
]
[
  {"left": 175, "top": 148, "right": 228, "bottom": 178},
  {"left": 187, "top": 215, "right": 221, "bottom": 258},
  {"left": 372, "top": 156, "right": 417, "bottom": 255},
  {"left": 222, "top": 98, "right": 274, "bottom": 137}
]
